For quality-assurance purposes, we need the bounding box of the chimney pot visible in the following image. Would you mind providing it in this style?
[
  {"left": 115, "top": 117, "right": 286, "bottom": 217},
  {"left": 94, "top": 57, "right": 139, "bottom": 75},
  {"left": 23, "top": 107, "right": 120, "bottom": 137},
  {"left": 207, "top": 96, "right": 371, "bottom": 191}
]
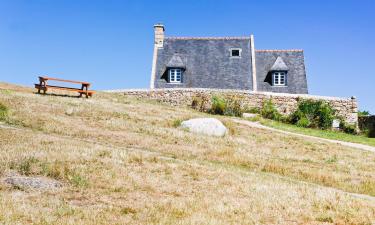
[{"left": 154, "top": 23, "right": 165, "bottom": 47}]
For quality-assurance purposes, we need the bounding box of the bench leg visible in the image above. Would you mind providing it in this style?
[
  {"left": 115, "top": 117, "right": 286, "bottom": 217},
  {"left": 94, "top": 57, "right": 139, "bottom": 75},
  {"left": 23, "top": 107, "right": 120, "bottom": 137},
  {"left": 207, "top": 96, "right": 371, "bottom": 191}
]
[{"left": 42, "top": 80, "right": 47, "bottom": 94}]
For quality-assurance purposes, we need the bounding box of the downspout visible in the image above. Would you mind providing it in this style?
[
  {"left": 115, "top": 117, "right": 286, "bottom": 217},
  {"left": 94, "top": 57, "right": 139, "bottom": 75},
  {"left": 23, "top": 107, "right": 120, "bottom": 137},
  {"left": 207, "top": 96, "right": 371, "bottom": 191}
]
[{"left": 250, "top": 35, "right": 257, "bottom": 92}]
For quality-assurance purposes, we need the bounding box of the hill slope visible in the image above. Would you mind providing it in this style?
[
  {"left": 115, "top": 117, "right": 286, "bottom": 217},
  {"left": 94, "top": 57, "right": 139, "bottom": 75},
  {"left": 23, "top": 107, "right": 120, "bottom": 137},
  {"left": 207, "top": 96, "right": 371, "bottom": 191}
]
[{"left": 0, "top": 83, "right": 375, "bottom": 224}]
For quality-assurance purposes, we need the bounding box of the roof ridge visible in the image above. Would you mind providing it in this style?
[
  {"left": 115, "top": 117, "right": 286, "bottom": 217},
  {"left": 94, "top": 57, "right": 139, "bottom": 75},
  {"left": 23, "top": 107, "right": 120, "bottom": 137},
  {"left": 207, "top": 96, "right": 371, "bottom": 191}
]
[
  {"left": 256, "top": 49, "right": 303, "bottom": 52},
  {"left": 165, "top": 36, "right": 251, "bottom": 40}
]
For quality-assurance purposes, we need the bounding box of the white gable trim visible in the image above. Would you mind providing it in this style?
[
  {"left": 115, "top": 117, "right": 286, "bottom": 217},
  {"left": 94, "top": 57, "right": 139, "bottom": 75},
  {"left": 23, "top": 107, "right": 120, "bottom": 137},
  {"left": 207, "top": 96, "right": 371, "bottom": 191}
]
[{"left": 250, "top": 35, "right": 257, "bottom": 92}]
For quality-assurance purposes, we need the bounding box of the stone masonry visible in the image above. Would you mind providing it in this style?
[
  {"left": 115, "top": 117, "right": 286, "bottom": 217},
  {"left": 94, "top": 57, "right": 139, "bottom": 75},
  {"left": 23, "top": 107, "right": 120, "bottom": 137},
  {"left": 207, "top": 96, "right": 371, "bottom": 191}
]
[{"left": 121, "top": 88, "right": 358, "bottom": 125}]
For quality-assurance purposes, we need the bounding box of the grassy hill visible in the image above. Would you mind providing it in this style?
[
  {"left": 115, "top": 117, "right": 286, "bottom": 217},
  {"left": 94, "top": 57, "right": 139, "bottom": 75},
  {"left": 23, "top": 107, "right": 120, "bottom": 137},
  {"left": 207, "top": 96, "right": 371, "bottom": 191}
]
[{"left": 0, "top": 82, "right": 375, "bottom": 224}]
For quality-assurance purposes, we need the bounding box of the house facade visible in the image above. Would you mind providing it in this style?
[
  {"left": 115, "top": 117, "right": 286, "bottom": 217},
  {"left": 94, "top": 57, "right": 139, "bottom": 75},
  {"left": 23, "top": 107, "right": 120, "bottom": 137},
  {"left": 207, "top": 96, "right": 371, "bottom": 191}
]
[{"left": 150, "top": 24, "right": 308, "bottom": 94}]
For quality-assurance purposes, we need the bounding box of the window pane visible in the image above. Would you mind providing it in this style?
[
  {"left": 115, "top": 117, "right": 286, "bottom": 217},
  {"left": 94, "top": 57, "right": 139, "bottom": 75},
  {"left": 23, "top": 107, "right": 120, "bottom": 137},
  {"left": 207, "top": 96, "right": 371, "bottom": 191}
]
[
  {"left": 169, "top": 68, "right": 182, "bottom": 83},
  {"left": 231, "top": 50, "right": 240, "bottom": 56}
]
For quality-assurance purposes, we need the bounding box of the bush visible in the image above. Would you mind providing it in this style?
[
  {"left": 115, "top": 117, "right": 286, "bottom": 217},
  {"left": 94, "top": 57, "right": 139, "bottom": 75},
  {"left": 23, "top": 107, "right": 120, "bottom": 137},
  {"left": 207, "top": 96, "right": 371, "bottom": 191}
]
[
  {"left": 210, "top": 96, "right": 226, "bottom": 115},
  {"left": 368, "top": 128, "right": 375, "bottom": 138},
  {"left": 296, "top": 117, "right": 310, "bottom": 127},
  {"left": 358, "top": 110, "right": 370, "bottom": 116},
  {"left": 0, "top": 102, "right": 8, "bottom": 121},
  {"left": 206, "top": 95, "right": 244, "bottom": 117},
  {"left": 290, "top": 99, "right": 335, "bottom": 129},
  {"left": 224, "top": 95, "right": 243, "bottom": 117},
  {"left": 340, "top": 122, "right": 358, "bottom": 135},
  {"left": 191, "top": 94, "right": 209, "bottom": 112},
  {"left": 244, "top": 107, "right": 260, "bottom": 114},
  {"left": 260, "top": 99, "right": 281, "bottom": 121}
]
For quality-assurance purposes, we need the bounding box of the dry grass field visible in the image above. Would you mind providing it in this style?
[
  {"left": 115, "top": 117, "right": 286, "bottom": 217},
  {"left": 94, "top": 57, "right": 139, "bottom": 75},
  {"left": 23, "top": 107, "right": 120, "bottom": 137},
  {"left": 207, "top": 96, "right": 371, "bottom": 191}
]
[{"left": 0, "top": 82, "right": 375, "bottom": 224}]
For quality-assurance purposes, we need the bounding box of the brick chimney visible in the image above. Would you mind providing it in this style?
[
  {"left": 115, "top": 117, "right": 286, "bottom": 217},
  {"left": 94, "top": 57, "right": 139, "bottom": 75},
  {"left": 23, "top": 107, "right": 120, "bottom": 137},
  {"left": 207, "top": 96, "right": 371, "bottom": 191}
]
[
  {"left": 154, "top": 23, "right": 165, "bottom": 48},
  {"left": 150, "top": 24, "right": 164, "bottom": 89}
]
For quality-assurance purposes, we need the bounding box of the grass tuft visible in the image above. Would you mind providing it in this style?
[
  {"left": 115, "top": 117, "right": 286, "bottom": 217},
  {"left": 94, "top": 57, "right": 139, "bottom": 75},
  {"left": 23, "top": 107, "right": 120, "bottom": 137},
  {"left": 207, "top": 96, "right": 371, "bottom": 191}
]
[
  {"left": 172, "top": 119, "right": 182, "bottom": 128},
  {"left": 0, "top": 102, "right": 9, "bottom": 121}
]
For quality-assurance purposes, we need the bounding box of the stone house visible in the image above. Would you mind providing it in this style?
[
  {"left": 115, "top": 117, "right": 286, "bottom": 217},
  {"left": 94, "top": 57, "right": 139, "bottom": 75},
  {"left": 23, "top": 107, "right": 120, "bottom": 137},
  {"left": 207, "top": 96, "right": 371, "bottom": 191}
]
[{"left": 150, "top": 24, "right": 308, "bottom": 94}]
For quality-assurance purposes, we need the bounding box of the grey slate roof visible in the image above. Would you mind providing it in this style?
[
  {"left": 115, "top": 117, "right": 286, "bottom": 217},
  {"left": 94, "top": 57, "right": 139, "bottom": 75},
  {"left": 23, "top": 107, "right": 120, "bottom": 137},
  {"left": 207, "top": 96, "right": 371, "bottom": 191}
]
[
  {"left": 153, "top": 36, "right": 308, "bottom": 94},
  {"left": 154, "top": 37, "right": 253, "bottom": 90},
  {"left": 166, "top": 54, "right": 185, "bottom": 68},
  {"left": 256, "top": 50, "right": 308, "bottom": 94},
  {"left": 270, "top": 56, "right": 289, "bottom": 71}
]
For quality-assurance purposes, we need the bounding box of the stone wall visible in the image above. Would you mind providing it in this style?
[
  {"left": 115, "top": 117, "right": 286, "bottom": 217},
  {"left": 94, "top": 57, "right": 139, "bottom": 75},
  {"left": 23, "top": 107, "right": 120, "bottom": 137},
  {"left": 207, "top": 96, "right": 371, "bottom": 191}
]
[{"left": 121, "top": 88, "right": 358, "bottom": 124}]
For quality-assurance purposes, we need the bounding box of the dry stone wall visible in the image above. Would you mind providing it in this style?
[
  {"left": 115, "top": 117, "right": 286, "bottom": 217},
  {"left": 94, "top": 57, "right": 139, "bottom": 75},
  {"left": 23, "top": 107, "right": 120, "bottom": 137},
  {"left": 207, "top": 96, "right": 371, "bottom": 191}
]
[{"left": 121, "top": 88, "right": 358, "bottom": 124}]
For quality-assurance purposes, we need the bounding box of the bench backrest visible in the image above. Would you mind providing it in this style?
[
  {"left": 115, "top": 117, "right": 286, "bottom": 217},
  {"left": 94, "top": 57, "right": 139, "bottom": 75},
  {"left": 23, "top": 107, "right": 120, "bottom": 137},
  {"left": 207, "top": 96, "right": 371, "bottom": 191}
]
[{"left": 39, "top": 76, "right": 90, "bottom": 85}]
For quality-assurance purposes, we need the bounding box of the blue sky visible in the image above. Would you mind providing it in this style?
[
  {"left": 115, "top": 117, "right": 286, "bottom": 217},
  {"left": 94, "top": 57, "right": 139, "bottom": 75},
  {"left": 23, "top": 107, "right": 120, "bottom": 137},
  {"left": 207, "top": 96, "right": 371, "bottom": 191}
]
[{"left": 0, "top": 0, "right": 374, "bottom": 112}]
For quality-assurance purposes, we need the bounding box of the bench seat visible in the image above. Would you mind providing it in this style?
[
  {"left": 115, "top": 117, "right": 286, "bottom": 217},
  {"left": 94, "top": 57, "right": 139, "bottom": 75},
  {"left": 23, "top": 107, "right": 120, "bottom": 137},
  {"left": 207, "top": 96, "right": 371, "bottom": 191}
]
[{"left": 35, "top": 84, "right": 95, "bottom": 97}]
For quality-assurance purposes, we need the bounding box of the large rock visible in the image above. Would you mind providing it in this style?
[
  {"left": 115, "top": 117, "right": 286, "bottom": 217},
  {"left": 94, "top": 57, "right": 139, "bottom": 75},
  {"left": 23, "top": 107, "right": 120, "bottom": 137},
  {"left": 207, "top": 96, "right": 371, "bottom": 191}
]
[
  {"left": 180, "top": 118, "right": 227, "bottom": 137},
  {"left": 3, "top": 176, "right": 62, "bottom": 190}
]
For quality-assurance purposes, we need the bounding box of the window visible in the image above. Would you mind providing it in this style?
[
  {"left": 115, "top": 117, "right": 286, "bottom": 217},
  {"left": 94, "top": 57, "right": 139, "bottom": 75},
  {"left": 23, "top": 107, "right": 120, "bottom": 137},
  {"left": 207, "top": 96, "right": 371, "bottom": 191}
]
[
  {"left": 169, "top": 68, "right": 182, "bottom": 83},
  {"left": 230, "top": 48, "right": 242, "bottom": 57},
  {"left": 273, "top": 72, "right": 286, "bottom": 86}
]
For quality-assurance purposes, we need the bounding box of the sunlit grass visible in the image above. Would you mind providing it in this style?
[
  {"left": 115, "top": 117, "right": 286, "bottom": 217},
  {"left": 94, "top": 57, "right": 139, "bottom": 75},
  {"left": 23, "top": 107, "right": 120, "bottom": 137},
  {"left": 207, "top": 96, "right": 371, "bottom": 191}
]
[
  {"left": 0, "top": 82, "right": 374, "bottom": 224},
  {"left": 258, "top": 118, "right": 375, "bottom": 147}
]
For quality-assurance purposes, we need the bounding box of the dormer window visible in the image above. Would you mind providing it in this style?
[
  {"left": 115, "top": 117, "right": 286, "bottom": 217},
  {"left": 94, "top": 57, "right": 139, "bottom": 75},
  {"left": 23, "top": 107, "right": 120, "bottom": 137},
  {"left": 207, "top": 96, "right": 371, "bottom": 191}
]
[
  {"left": 230, "top": 48, "right": 242, "bottom": 57},
  {"left": 272, "top": 71, "right": 287, "bottom": 86},
  {"left": 169, "top": 68, "right": 182, "bottom": 83}
]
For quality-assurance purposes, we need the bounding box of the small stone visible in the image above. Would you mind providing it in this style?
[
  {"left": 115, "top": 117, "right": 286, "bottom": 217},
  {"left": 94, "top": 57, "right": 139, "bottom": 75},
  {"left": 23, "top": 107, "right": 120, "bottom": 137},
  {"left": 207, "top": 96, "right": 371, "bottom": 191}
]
[{"left": 65, "top": 108, "right": 74, "bottom": 116}]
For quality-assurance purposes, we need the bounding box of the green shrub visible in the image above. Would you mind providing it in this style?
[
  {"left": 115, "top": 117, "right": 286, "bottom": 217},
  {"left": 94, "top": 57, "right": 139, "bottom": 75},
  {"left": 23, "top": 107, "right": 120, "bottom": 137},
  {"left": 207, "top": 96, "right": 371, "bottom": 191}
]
[
  {"left": 358, "top": 110, "right": 370, "bottom": 116},
  {"left": 368, "top": 128, "right": 375, "bottom": 138},
  {"left": 193, "top": 94, "right": 244, "bottom": 117},
  {"left": 340, "top": 122, "right": 358, "bottom": 135},
  {"left": 244, "top": 107, "right": 260, "bottom": 114},
  {"left": 210, "top": 96, "right": 226, "bottom": 115},
  {"left": 191, "top": 94, "right": 209, "bottom": 112},
  {"left": 290, "top": 99, "right": 335, "bottom": 129},
  {"left": 296, "top": 117, "right": 310, "bottom": 128},
  {"left": 0, "top": 102, "right": 8, "bottom": 121},
  {"left": 279, "top": 115, "right": 290, "bottom": 123},
  {"left": 224, "top": 95, "right": 243, "bottom": 117},
  {"left": 260, "top": 99, "right": 281, "bottom": 121}
]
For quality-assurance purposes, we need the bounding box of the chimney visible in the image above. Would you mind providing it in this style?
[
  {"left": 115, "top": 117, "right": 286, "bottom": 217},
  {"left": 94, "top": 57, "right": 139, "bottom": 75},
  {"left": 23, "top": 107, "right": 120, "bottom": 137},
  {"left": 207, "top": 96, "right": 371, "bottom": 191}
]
[
  {"left": 154, "top": 23, "right": 165, "bottom": 48},
  {"left": 250, "top": 34, "right": 257, "bottom": 92}
]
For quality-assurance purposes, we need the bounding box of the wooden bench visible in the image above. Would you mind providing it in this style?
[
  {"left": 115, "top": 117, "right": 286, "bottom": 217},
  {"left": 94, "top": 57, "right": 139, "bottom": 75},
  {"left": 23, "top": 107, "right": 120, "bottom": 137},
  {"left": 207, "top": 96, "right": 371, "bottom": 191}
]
[{"left": 35, "top": 76, "right": 95, "bottom": 98}]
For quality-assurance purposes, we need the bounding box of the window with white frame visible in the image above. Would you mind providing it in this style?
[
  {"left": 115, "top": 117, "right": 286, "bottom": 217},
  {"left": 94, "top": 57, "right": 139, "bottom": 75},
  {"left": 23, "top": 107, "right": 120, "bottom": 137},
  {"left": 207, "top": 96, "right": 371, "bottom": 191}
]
[
  {"left": 230, "top": 48, "right": 242, "bottom": 57},
  {"left": 272, "top": 71, "right": 286, "bottom": 86},
  {"left": 169, "top": 68, "right": 182, "bottom": 83}
]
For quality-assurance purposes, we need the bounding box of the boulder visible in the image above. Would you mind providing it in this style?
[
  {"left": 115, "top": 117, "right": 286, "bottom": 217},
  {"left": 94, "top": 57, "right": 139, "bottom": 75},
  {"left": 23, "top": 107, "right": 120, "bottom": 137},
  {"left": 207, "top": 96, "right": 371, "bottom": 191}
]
[
  {"left": 180, "top": 118, "right": 227, "bottom": 137},
  {"left": 3, "top": 176, "right": 62, "bottom": 190}
]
